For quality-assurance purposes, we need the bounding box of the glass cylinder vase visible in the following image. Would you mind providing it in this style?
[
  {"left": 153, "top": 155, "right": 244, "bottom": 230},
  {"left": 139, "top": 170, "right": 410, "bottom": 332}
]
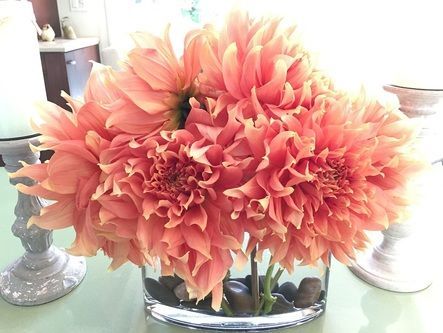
[{"left": 142, "top": 252, "right": 329, "bottom": 331}]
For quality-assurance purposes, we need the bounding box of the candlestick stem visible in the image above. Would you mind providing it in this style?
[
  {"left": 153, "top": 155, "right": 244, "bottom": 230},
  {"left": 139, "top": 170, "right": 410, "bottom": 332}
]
[
  {"left": 350, "top": 85, "right": 443, "bottom": 292},
  {"left": 0, "top": 138, "right": 86, "bottom": 306}
]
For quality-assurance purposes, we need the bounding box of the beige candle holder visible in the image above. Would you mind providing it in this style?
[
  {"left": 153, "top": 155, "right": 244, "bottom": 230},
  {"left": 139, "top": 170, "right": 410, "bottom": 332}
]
[{"left": 350, "top": 85, "right": 443, "bottom": 292}]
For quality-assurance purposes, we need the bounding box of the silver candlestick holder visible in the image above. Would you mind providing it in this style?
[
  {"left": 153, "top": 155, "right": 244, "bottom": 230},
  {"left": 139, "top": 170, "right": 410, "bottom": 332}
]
[
  {"left": 350, "top": 85, "right": 443, "bottom": 292},
  {"left": 0, "top": 137, "right": 86, "bottom": 306}
]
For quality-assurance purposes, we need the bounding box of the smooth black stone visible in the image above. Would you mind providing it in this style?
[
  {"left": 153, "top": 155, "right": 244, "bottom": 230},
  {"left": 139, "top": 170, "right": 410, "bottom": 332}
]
[
  {"left": 278, "top": 282, "right": 298, "bottom": 303},
  {"left": 173, "top": 282, "right": 193, "bottom": 302},
  {"left": 230, "top": 277, "right": 247, "bottom": 285},
  {"left": 181, "top": 298, "right": 214, "bottom": 311},
  {"left": 318, "top": 290, "right": 326, "bottom": 302},
  {"left": 270, "top": 293, "right": 296, "bottom": 314},
  {"left": 293, "top": 277, "right": 322, "bottom": 308},
  {"left": 223, "top": 281, "right": 255, "bottom": 315},
  {"left": 145, "top": 278, "right": 180, "bottom": 306},
  {"left": 159, "top": 275, "right": 183, "bottom": 291},
  {"left": 245, "top": 275, "right": 279, "bottom": 294}
]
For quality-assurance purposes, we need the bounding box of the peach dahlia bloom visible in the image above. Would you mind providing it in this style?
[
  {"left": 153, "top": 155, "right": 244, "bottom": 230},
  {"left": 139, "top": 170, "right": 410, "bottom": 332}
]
[
  {"left": 197, "top": 10, "right": 331, "bottom": 120},
  {"left": 84, "top": 26, "right": 207, "bottom": 134},
  {"left": 13, "top": 94, "right": 148, "bottom": 269},
  {"left": 109, "top": 129, "right": 245, "bottom": 310},
  {"left": 224, "top": 93, "right": 424, "bottom": 272}
]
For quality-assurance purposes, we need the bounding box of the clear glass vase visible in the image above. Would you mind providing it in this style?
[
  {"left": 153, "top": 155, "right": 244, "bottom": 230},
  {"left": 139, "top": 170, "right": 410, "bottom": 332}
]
[{"left": 142, "top": 251, "right": 329, "bottom": 331}]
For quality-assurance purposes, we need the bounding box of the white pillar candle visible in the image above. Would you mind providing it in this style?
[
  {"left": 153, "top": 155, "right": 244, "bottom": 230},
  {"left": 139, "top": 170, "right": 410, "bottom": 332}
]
[{"left": 0, "top": 1, "right": 46, "bottom": 140}]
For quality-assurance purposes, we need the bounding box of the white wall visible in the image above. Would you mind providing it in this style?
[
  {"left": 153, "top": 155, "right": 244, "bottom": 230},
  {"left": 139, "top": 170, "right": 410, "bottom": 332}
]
[
  {"left": 55, "top": 0, "right": 443, "bottom": 90},
  {"left": 56, "top": 0, "right": 109, "bottom": 52}
]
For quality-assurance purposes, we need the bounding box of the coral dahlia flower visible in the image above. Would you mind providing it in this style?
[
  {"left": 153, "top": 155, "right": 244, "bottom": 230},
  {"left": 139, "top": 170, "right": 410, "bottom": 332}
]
[
  {"left": 197, "top": 10, "right": 331, "bottom": 120},
  {"left": 109, "top": 129, "right": 245, "bottom": 310},
  {"left": 84, "top": 26, "right": 207, "bottom": 134},
  {"left": 12, "top": 94, "right": 147, "bottom": 269},
  {"left": 225, "top": 92, "right": 424, "bottom": 271}
]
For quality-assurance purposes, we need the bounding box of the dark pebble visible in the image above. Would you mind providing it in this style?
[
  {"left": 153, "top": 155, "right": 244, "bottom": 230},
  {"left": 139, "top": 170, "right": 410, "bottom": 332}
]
[
  {"left": 278, "top": 282, "right": 298, "bottom": 303},
  {"left": 318, "top": 290, "right": 326, "bottom": 302},
  {"left": 181, "top": 298, "right": 214, "bottom": 311},
  {"left": 245, "top": 275, "right": 279, "bottom": 294},
  {"left": 223, "top": 281, "right": 255, "bottom": 315},
  {"left": 173, "top": 282, "right": 193, "bottom": 302},
  {"left": 293, "top": 277, "right": 322, "bottom": 308},
  {"left": 270, "top": 293, "right": 296, "bottom": 314},
  {"left": 145, "top": 278, "right": 180, "bottom": 306},
  {"left": 230, "top": 277, "right": 247, "bottom": 285},
  {"left": 159, "top": 275, "right": 183, "bottom": 290}
]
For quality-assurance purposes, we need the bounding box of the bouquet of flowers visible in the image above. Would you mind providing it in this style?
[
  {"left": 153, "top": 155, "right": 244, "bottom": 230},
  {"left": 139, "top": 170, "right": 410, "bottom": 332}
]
[{"left": 14, "top": 10, "right": 424, "bottom": 313}]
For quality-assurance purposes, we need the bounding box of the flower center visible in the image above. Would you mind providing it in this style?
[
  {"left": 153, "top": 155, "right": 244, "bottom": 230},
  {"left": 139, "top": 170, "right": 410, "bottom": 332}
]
[
  {"left": 147, "top": 157, "right": 203, "bottom": 205},
  {"left": 176, "top": 94, "right": 193, "bottom": 129},
  {"left": 153, "top": 164, "right": 185, "bottom": 198},
  {"left": 317, "top": 158, "right": 349, "bottom": 197}
]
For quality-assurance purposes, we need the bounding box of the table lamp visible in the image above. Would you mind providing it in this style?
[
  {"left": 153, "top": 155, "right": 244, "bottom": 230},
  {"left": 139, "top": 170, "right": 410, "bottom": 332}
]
[
  {"left": 350, "top": 2, "right": 443, "bottom": 291},
  {"left": 0, "top": 0, "right": 86, "bottom": 306}
]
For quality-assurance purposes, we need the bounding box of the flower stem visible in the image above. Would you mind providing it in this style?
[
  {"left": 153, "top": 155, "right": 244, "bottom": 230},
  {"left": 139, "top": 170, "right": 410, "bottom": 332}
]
[
  {"left": 271, "top": 267, "right": 285, "bottom": 289},
  {"left": 221, "top": 298, "right": 234, "bottom": 317},
  {"left": 254, "top": 265, "right": 285, "bottom": 315},
  {"left": 250, "top": 247, "right": 260, "bottom": 311},
  {"left": 262, "top": 264, "right": 276, "bottom": 314}
]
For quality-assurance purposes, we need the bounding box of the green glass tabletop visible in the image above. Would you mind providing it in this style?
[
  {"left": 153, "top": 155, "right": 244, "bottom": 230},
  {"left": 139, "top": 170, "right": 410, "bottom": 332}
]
[{"left": 0, "top": 168, "right": 439, "bottom": 333}]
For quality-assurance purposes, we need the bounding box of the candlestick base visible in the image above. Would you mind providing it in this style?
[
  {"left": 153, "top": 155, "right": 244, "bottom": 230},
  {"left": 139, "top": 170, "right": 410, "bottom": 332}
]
[
  {"left": 350, "top": 259, "right": 432, "bottom": 293},
  {"left": 0, "top": 245, "right": 86, "bottom": 306},
  {"left": 349, "top": 227, "right": 432, "bottom": 292},
  {"left": 350, "top": 85, "right": 442, "bottom": 293},
  {"left": 0, "top": 137, "right": 87, "bottom": 306}
]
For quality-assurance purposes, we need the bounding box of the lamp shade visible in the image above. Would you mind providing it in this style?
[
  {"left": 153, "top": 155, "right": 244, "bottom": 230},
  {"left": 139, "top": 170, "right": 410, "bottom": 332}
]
[{"left": 0, "top": 0, "right": 46, "bottom": 140}]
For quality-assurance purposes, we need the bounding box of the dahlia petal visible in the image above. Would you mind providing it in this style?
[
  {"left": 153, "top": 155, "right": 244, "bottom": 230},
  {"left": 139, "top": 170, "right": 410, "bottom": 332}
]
[
  {"left": 84, "top": 62, "right": 122, "bottom": 104},
  {"left": 216, "top": 111, "right": 242, "bottom": 147},
  {"left": 183, "top": 206, "right": 208, "bottom": 231},
  {"left": 331, "top": 243, "right": 352, "bottom": 265},
  {"left": 99, "top": 196, "right": 139, "bottom": 220},
  {"left": 128, "top": 49, "right": 177, "bottom": 92},
  {"left": 130, "top": 26, "right": 180, "bottom": 73},
  {"left": 161, "top": 228, "right": 185, "bottom": 249},
  {"left": 186, "top": 103, "right": 213, "bottom": 127},
  {"left": 182, "top": 225, "right": 212, "bottom": 259},
  {"left": 28, "top": 199, "right": 75, "bottom": 229},
  {"left": 183, "top": 32, "right": 205, "bottom": 89},
  {"left": 224, "top": 177, "right": 264, "bottom": 199},
  {"left": 113, "top": 71, "right": 173, "bottom": 113},
  {"left": 240, "top": 45, "right": 262, "bottom": 96},
  {"left": 256, "top": 58, "right": 287, "bottom": 104},
  {"left": 33, "top": 101, "right": 81, "bottom": 140},
  {"left": 222, "top": 43, "right": 244, "bottom": 100},
  {"left": 48, "top": 141, "right": 98, "bottom": 164},
  {"left": 75, "top": 209, "right": 101, "bottom": 256},
  {"left": 60, "top": 91, "right": 84, "bottom": 115},
  {"left": 105, "top": 100, "right": 167, "bottom": 134},
  {"left": 10, "top": 162, "right": 48, "bottom": 182},
  {"left": 108, "top": 241, "right": 131, "bottom": 271},
  {"left": 211, "top": 282, "right": 223, "bottom": 311}
]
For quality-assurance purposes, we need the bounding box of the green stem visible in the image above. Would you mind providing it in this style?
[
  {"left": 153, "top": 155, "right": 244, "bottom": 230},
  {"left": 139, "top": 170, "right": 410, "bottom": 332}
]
[
  {"left": 221, "top": 298, "right": 234, "bottom": 317},
  {"left": 262, "top": 264, "right": 276, "bottom": 314},
  {"left": 255, "top": 298, "right": 265, "bottom": 316},
  {"left": 271, "top": 267, "right": 285, "bottom": 289},
  {"left": 254, "top": 266, "right": 285, "bottom": 315}
]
